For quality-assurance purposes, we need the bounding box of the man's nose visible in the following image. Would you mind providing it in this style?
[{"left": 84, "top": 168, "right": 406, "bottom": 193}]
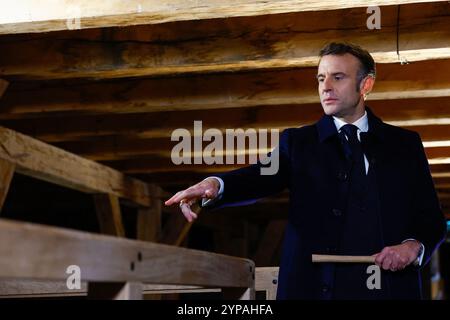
[{"left": 322, "top": 77, "right": 334, "bottom": 92}]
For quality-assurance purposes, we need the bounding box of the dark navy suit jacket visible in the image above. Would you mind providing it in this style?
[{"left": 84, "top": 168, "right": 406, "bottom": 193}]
[{"left": 213, "top": 107, "right": 446, "bottom": 299}]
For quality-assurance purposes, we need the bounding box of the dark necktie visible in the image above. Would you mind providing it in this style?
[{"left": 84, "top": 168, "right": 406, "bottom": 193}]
[{"left": 340, "top": 124, "right": 366, "bottom": 177}]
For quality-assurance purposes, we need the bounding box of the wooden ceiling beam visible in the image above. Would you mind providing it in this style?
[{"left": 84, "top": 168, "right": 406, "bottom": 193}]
[
  {"left": 0, "top": 0, "right": 438, "bottom": 35},
  {"left": 1, "top": 58, "right": 450, "bottom": 118},
  {"left": 103, "top": 157, "right": 243, "bottom": 175},
  {"left": 54, "top": 135, "right": 277, "bottom": 161},
  {"left": 51, "top": 133, "right": 450, "bottom": 162},
  {"left": 3, "top": 96, "right": 450, "bottom": 143},
  {"left": 1, "top": 3, "right": 448, "bottom": 80},
  {"left": 425, "top": 147, "right": 450, "bottom": 160}
]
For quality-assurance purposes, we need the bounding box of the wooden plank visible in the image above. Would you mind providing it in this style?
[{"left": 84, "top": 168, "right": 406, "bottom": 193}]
[
  {"left": 0, "top": 79, "right": 8, "bottom": 98},
  {"left": 1, "top": 3, "right": 449, "bottom": 80},
  {"left": 5, "top": 96, "right": 450, "bottom": 143},
  {"left": 255, "top": 267, "right": 279, "bottom": 300},
  {"left": 93, "top": 194, "right": 125, "bottom": 237},
  {"left": 0, "top": 0, "right": 438, "bottom": 35},
  {"left": 1, "top": 58, "right": 449, "bottom": 118},
  {"left": 0, "top": 219, "right": 254, "bottom": 289},
  {"left": 0, "top": 280, "right": 219, "bottom": 298},
  {"left": 87, "top": 282, "right": 143, "bottom": 300},
  {"left": 0, "top": 280, "right": 87, "bottom": 298},
  {"left": 0, "top": 158, "right": 15, "bottom": 211},
  {"left": 0, "top": 126, "right": 151, "bottom": 207}
]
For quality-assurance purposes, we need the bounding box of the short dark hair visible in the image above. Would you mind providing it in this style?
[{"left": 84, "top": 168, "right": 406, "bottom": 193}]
[{"left": 319, "top": 42, "right": 376, "bottom": 84}]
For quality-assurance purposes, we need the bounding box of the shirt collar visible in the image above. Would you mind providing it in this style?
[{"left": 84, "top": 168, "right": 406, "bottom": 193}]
[
  {"left": 332, "top": 111, "right": 369, "bottom": 133},
  {"left": 316, "top": 107, "right": 384, "bottom": 143}
]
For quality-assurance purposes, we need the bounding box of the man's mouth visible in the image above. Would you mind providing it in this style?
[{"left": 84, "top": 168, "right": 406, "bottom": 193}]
[{"left": 323, "top": 98, "right": 338, "bottom": 103}]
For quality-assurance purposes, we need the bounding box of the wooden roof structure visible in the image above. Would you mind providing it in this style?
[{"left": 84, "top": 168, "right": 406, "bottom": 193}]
[{"left": 0, "top": 1, "right": 449, "bottom": 263}]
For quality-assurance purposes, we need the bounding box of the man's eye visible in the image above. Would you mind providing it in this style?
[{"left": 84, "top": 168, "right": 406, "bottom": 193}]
[
  {"left": 318, "top": 78, "right": 324, "bottom": 82},
  {"left": 334, "top": 75, "right": 343, "bottom": 80}
]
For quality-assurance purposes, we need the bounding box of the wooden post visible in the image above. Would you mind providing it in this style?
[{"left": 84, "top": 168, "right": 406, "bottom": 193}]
[
  {"left": 137, "top": 185, "right": 161, "bottom": 242},
  {"left": 87, "top": 282, "right": 143, "bottom": 300},
  {"left": 137, "top": 186, "right": 162, "bottom": 299},
  {"left": 93, "top": 194, "right": 125, "bottom": 237},
  {"left": 137, "top": 206, "right": 161, "bottom": 241},
  {"left": 160, "top": 203, "right": 200, "bottom": 246},
  {"left": 253, "top": 220, "right": 286, "bottom": 266},
  {"left": 0, "top": 159, "right": 15, "bottom": 211}
]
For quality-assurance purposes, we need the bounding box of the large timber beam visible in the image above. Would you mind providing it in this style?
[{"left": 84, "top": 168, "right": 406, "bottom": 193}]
[
  {"left": 0, "top": 218, "right": 255, "bottom": 290},
  {"left": 49, "top": 124, "right": 450, "bottom": 162},
  {"left": 1, "top": 3, "right": 448, "bottom": 80},
  {"left": 0, "top": 59, "right": 449, "bottom": 118},
  {"left": 53, "top": 138, "right": 450, "bottom": 163},
  {"left": 3, "top": 97, "right": 450, "bottom": 143},
  {"left": 0, "top": 0, "right": 439, "bottom": 35},
  {"left": 0, "top": 126, "right": 151, "bottom": 206}
]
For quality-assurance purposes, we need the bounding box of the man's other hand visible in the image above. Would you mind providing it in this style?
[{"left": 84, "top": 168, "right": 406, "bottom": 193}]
[
  {"left": 164, "top": 178, "right": 220, "bottom": 222},
  {"left": 373, "top": 240, "right": 421, "bottom": 272}
]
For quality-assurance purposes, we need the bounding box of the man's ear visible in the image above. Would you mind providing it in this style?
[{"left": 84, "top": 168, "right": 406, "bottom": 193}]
[{"left": 360, "top": 76, "right": 375, "bottom": 99}]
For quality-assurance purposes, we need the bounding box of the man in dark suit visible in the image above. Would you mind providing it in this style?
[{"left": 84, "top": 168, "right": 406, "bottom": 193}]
[{"left": 165, "top": 42, "right": 447, "bottom": 299}]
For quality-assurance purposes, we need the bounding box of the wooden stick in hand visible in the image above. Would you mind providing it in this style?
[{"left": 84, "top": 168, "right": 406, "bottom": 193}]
[{"left": 312, "top": 254, "right": 375, "bottom": 264}]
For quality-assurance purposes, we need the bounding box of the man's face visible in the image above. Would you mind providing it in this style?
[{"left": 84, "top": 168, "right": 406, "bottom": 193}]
[{"left": 317, "top": 53, "right": 365, "bottom": 120}]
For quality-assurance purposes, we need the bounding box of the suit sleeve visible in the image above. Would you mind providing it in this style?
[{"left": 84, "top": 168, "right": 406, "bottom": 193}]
[
  {"left": 409, "top": 132, "right": 447, "bottom": 266},
  {"left": 210, "top": 128, "right": 292, "bottom": 208}
]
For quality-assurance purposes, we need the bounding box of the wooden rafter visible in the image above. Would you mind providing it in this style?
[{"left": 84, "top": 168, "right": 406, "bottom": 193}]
[
  {"left": 49, "top": 128, "right": 450, "bottom": 163},
  {"left": 1, "top": 58, "right": 450, "bottom": 118},
  {"left": 1, "top": 3, "right": 448, "bottom": 80},
  {"left": 3, "top": 97, "right": 450, "bottom": 143},
  {"left": 0, "top": 0, "right": 440, "bottom": 35}
]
